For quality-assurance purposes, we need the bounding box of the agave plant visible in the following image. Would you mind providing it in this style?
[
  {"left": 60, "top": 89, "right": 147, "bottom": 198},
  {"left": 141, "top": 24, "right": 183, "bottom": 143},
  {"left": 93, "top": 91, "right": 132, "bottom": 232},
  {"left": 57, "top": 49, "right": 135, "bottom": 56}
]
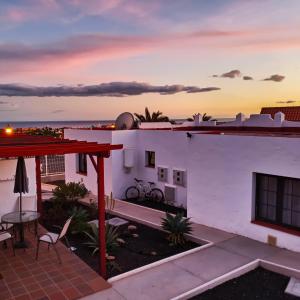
[
  {"left": 68, "top": 206, "right": 90, "bottom": 234},
  {"left": 84, "top": 223, "right": 119, "bottom": 255},
  {"left": 161, "top": 213, "right": 192, "bottom": 246},
  {"left": 52, "top": 182, "right": 88, "bottom": 203}
]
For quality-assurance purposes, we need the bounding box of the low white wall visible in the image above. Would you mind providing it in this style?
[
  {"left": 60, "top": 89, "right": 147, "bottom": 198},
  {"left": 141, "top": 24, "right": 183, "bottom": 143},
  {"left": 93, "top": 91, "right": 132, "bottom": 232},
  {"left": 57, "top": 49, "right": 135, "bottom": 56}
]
[
  {"left": 0, "top": 158, "right": 36, "bottom": 218},
  {"left": 187, "top": 134, "right": 300, "bottom": 252}
]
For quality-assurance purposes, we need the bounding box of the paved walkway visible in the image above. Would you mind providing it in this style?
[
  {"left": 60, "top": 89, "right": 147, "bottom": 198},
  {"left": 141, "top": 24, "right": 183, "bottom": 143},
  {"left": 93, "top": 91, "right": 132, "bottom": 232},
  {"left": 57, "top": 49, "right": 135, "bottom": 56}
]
[
  {"left": 80, "top": 200, "right": 300, "bottom": 300},
  {"left": 0, "top": 225, "right": 109, "bottom": 300}
]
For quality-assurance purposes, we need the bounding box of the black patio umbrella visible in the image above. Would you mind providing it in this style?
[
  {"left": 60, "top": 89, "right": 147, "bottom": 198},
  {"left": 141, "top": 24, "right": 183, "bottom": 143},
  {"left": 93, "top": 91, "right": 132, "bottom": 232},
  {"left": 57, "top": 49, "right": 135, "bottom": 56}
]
[{"left": 14, "top": 156, "right": 29, "bottom": 213}]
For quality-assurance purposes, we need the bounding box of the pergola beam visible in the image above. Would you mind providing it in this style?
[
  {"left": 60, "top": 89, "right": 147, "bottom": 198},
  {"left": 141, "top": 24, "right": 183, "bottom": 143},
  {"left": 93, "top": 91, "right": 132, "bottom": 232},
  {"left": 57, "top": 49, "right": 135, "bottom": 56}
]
[
  {"left": 35, "top": 156, "right": 42, "bottom": 216},
  {"left": 97, "top": 155, "right": 106, "bottom": 278},
  {"left": 0, "top": 133, "right": 122, "bottom": 279}
]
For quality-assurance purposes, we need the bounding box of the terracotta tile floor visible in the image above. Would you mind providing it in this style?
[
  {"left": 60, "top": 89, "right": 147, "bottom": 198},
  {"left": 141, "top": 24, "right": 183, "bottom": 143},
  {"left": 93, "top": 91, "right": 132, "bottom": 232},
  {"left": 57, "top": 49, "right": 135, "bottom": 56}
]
[{"left": 0, "top": 226, "right": 110, "bottom": 300}]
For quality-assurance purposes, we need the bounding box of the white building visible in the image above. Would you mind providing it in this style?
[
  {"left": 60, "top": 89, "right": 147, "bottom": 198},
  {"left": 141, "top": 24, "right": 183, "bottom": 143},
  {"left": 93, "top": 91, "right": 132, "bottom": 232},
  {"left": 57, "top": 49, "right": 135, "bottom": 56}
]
[{"left": 65, "top": 112, "right": 300, "bottom": 252}]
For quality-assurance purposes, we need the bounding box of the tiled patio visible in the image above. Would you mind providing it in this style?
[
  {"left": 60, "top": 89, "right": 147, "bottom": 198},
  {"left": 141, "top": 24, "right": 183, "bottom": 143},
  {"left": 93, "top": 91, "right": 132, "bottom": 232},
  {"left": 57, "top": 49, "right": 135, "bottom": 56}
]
[{"left": 0, "top": 226, "right": 110, "bottom": 300}]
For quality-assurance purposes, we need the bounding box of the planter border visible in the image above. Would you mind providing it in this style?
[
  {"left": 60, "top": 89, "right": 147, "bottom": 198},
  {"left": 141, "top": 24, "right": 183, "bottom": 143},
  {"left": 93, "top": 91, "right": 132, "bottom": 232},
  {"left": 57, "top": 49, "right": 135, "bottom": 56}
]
[
  {"left": 171, "top": 259, "right": 300, "bottom": 300},
  {"left": 171, "top": 260, "right": 259, "bottom": 300},
  {"left": 108, "top": 242, "right": 213, "bottom": 283}
]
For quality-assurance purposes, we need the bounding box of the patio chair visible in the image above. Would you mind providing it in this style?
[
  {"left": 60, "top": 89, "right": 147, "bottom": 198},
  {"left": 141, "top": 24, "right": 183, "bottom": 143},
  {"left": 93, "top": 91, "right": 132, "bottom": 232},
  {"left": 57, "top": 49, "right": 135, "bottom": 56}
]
[
  {"left": 35, "top": 216, "right": 72, "bottom": 264},
  {"left": 0, "top": 231, "right": 15, "bottom": 256}
]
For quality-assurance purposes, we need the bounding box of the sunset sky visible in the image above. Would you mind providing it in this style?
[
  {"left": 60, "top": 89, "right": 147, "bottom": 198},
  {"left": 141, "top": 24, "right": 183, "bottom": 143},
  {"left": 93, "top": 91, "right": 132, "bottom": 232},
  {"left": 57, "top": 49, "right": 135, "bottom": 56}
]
[{"left": 0, "top": 0, "right": 299, "bottom": 121}]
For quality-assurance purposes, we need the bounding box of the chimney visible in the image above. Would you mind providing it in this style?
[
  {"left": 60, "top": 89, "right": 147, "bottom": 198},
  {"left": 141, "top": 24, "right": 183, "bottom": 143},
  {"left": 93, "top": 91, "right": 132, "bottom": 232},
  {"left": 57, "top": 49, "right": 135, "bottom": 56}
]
[
  {"left": 274, "top": 112, "right": 285, "bottom": 127},
  {"left": 193, "top": 113, "right": 202, "bottom": 126},
  {"left": 236, "top": 113, "right": 246, "bottom": 123}
]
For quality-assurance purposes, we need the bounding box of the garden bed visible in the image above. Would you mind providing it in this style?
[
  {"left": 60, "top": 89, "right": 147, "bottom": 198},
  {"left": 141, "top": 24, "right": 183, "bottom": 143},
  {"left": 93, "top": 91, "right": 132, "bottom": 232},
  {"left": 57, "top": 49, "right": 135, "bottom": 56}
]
[
  {"left": 68, "top": 216, "right": 199, "bottom": 278},
  {"left": 122, "top": 198, "right": 187, "bottom": 216},
  {"left": 41, "top": 200, "right": 200, "bottom": 279},
  {"left": 190, "top": 267, "right": 297, "bottom": 300}
]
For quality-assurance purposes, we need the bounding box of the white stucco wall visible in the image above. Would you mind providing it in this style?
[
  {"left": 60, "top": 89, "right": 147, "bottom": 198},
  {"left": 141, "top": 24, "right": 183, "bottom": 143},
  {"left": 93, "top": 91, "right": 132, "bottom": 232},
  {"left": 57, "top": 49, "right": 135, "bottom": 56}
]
[
  {"left": 135, "top": 130, "right": 188, "bottom": 207},
  {"left": 0, "top": 158, "right": 36, "bottom": 218},
  {"left": 187, "top": 134, "right": 300, "bottom": 252},
  {"left": 64, "top": 129, "right": 189, "bottom": 207},
  {"left": 111, "top": 130, "right": 138, "bottom": 199},
  {"left": 64, "top": 129, "right": 113, "bottom": 196},
  {"left": 64, "top": 128, "right": 300, "bottom": 251}
]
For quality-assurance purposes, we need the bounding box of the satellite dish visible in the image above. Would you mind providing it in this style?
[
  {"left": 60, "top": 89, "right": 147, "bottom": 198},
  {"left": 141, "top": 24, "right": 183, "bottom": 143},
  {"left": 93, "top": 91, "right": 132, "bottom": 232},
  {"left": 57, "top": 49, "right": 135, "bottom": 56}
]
[{"left": 115, "top": 112, "right": 134, "bottom": 130}]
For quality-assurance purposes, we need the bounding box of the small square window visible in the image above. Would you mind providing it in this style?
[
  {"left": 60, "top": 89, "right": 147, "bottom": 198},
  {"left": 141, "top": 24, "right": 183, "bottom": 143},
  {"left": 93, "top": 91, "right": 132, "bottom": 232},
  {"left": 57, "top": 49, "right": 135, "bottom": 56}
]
[
  {"left": 77, "top": 153, "right": 87, "bottom": 174},
  {"left": 145, "top": 151, "right": 155, "bottom": 168}
]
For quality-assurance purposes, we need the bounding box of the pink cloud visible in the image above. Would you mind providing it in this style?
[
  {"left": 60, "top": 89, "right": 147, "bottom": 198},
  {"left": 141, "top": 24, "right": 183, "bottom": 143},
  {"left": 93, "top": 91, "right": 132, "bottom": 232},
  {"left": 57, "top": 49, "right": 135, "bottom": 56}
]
[
  {"left": 0, "top": 28, "right": 299, "bottom": 76},
  {"left": 0, "top": 0, "right": 60, "bottom": 24}
]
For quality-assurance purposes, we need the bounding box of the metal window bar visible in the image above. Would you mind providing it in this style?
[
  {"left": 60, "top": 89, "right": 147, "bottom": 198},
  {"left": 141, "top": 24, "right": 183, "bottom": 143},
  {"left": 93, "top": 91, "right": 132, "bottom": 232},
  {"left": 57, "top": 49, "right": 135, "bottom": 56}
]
[{"left": 41, "top": 155, "right": 65, "bottom": 176}]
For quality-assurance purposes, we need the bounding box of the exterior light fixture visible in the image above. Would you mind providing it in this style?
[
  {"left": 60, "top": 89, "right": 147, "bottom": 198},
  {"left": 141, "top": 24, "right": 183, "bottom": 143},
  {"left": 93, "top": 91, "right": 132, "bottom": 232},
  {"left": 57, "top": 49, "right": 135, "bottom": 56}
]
[{"left": 5, "top": 124, "right": 13, "bottom": 135}]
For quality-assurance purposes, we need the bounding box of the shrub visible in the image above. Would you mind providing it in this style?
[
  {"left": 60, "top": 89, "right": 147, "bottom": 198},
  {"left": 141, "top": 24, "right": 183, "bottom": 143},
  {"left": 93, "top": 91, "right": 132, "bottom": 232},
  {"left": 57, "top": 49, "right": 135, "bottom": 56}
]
[
  {"left": 27, "top": 126, "right": 62, "bottom": 138},
  {"left": 68, "top": 206, "right": 90, "bottom": 234},
  {"left": 52, "top": 182, "right": 88, "bottom": 203},
  {"left": 84, "top": 223, "right": 119, "bottom": 255},
  {"left": 161, "top": 213, "right": 193, "bottom": 246}
]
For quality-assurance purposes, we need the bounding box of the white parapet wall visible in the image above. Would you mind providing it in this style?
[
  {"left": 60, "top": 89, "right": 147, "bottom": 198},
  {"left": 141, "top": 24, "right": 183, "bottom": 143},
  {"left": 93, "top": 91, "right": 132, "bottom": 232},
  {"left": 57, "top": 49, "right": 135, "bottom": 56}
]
[{"left": 0, "top": 158, "right": 36, "bottom": 217}]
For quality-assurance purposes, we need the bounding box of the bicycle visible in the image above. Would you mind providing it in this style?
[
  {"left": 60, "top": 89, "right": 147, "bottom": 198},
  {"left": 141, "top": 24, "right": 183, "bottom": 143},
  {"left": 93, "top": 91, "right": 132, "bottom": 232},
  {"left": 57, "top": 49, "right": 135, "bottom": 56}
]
[{"left": 125, "top": 178, "right": 164, "bottom": 203}]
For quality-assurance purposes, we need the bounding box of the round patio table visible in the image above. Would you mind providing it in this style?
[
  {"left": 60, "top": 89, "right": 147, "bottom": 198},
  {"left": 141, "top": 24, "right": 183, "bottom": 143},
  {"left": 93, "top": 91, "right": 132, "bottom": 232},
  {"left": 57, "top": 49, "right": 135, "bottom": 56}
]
[{"left": 2, "top": 210, "right": 40, "bottom": 248}]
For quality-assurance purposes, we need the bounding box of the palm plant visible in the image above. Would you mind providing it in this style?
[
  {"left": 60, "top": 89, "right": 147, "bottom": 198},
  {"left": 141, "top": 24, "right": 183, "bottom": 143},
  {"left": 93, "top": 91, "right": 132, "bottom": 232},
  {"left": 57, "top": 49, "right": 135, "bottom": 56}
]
[
  {"left": 52, "top": 182, "right": 88, "bottom": 203},
  {"left": 84, "top": 224, "right": 119, "bottom": 255},
  {"left": 68, "top": 206, "right": 90, "bottom": 234},
  {"left": 161, "top": 213, "right": 192, "bottom": 246},
  {"left": 134, "top": 107, "right": 170, "bottom": 123},
  {"left": 186, "top": 113, "right": 213, "bottom": 122},
  {"left": 202, "top": 113, "right": 213, "bottom": 121}
]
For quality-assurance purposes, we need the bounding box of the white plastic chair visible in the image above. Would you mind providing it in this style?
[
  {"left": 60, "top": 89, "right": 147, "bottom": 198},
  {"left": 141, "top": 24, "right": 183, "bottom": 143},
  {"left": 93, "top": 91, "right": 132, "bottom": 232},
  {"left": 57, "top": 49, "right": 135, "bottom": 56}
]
[
  {"left": 0, "top": 231, "right": 15, "bottom": 256},
  {"left": 35, "top": 216, "right": 72, "bottom": 264}
]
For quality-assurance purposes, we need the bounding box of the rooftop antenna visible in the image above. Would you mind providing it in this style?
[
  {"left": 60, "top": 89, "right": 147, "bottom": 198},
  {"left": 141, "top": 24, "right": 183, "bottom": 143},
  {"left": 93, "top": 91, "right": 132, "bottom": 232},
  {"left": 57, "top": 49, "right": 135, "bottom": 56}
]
[{"left": 115, "top": 112, "right": 134, "bottom": 130}]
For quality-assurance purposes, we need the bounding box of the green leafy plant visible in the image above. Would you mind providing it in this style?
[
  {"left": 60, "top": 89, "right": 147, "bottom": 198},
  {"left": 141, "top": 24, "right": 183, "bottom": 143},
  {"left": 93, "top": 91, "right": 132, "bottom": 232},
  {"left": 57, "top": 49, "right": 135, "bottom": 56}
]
[
  {"left": 84, "top": 223, "right": 119, "bottom": 255},
  {"left": 27, "top": 126, "right": 62, "bottom": 138},
  {"left": 107, "top": 260, "right": 122, "bottom": 273},
  {"left": 68, "top": 206, "right": 90, "bottom": 234},
  {"left": 52, "top": 182, "right": 88, "bottom": 203},
  {"left": 161, "top": 213, "right": 192, "bottom": 246},
  {"left": 134, "top": 107, "right": 170, "bottom": 123}
]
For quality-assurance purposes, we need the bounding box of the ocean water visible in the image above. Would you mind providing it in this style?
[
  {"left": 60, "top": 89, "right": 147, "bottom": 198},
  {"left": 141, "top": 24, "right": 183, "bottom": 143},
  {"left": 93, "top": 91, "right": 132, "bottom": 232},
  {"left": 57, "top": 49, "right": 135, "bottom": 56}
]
[
  {"left": 0, "top": 120, "right": 114, "bottom": 129},
  {"left": 0, "top": 118, "right": 234, "bottom": 129}
]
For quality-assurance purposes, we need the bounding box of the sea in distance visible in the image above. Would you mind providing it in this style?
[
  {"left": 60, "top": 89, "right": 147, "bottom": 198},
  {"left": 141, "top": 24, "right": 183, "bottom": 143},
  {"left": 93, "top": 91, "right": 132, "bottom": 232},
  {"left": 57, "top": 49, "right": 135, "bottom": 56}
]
[
  {"left": 0, "top": 118, "right": 234, "bottom": 129},
  {"left": 0, "top": 120, "right": 114, "bottom": 129}
]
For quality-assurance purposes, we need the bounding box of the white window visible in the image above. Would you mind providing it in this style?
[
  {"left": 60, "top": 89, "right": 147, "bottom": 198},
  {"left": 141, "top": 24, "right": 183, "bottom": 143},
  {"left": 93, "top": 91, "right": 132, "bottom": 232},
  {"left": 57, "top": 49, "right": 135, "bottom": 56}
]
[
  {"left": 76, "top": 153, "right": 87, "bottom": 174},
  {"left": 145, "top": 151, "right": 155, "bottom": 168}
]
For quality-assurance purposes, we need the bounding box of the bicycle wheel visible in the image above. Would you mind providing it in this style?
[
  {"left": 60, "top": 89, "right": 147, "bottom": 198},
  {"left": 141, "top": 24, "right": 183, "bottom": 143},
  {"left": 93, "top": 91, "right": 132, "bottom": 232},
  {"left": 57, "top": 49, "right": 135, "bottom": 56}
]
[
  {"left": 150, "top": 188, "right": 164, "bottom": 203},
  {"left": 125, "top": 186, "right": 140, "bottom": 200}
]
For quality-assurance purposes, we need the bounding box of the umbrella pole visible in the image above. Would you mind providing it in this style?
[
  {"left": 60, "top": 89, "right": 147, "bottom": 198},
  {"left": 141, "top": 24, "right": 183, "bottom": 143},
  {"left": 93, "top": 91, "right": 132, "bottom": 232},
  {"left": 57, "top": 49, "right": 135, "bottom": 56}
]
[{"left": 19, "top": 192, "right": 22, "bottom": 212}]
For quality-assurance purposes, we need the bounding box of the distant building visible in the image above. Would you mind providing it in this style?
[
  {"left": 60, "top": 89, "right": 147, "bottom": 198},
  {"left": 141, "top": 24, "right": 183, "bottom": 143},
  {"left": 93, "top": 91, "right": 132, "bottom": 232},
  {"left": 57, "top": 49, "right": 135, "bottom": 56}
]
[{"left": 261, "top": 106, "right": 300, "bottom": 121}]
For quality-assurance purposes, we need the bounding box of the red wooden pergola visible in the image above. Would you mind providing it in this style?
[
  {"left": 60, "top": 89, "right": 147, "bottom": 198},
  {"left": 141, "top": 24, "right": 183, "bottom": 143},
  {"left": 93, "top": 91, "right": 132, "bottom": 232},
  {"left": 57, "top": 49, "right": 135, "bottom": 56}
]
[{"left": 0, "top": 132, "right": 122, "bottom": 278}]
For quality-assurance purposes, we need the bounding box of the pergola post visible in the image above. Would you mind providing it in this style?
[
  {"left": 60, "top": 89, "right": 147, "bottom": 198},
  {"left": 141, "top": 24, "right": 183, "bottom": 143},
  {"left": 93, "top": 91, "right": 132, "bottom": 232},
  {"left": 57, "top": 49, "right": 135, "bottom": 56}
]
[
  {"left": 97, "top": 154, "right": 106, "bottom": 278},
  {"left": 35, "top": 156, "right": 42, "bottom": 216}
]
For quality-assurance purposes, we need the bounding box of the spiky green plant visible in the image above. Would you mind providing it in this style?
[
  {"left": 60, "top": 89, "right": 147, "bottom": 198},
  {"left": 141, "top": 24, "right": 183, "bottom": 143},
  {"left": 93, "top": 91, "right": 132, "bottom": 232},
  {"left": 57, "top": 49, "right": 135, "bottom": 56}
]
[
  {"left": 68, "top": 206, "right": 90, "bottom": 234},
  {"left": 52, "top": 182, "right": 88, "bottom": 203},
  {"left": 161, "top": 213, "right": 192, "bottom": 246},
  {"left": 84, "top": 224, "right": 119, "bottom": 255}
]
